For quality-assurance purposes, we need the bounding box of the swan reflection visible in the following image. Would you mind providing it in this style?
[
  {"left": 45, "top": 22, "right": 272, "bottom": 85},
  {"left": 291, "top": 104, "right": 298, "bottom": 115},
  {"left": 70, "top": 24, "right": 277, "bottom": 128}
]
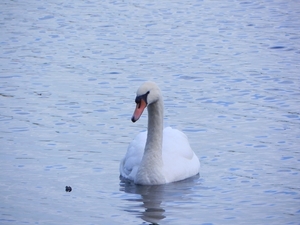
[{"left": 119, "top": 175, "right": 200, "bottom": 224}]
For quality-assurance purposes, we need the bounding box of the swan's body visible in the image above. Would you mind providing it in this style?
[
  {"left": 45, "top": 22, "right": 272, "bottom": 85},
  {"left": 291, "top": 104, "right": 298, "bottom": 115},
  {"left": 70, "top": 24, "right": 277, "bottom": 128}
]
[{"left": 120, "top": 81, "right": 200, "bottom": 185}]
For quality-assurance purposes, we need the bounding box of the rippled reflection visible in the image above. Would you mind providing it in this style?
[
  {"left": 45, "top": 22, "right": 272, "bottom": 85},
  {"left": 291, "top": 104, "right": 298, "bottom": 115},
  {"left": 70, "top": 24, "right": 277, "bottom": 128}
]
[{"left": 119, "top": 175, "right": 200, "bottom": 224}]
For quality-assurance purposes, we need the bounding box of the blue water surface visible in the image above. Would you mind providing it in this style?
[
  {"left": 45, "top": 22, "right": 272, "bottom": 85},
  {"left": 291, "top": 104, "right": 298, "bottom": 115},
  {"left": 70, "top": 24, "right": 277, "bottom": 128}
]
[{"left": 0, "top": 0, "right": 299, "bottom": 224}]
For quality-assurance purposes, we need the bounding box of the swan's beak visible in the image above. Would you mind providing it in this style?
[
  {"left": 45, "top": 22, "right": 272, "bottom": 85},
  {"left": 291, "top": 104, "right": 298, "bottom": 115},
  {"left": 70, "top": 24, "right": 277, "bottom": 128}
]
[{"left": 131, "top": 99, "right": 147, "bottom": 122}]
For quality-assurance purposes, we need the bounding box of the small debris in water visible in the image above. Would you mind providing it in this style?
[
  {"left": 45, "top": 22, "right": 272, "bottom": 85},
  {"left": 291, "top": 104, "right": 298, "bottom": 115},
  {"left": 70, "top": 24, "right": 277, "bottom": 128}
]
[{"left": 65, "top": 186, "right": 72, "bottom": 192}]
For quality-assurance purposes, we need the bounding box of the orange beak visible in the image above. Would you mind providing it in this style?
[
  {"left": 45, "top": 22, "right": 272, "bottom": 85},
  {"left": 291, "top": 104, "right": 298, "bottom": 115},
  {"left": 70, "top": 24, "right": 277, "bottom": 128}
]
[{"left": 131, "top": 99, "right": 147, "bottom": 122}]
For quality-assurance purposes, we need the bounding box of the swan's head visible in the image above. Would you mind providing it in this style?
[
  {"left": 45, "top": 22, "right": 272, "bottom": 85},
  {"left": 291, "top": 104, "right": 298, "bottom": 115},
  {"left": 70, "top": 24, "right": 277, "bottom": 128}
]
[{"left": 131, "top": 81, "right": 161, "bottom": 123}]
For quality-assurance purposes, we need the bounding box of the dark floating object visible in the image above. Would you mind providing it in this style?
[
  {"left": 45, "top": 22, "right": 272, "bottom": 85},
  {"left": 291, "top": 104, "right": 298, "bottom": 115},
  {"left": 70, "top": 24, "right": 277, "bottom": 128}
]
[
  {"left": 65, "top": 186, "right": 72, "bottom": 192},
  {"left": 269, "top": 46, "right": 285, "bottom": 49}
]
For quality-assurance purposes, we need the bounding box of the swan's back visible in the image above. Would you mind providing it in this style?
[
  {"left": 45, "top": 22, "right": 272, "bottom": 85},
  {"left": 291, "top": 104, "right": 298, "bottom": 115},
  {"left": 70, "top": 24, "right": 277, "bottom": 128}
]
[
  {"left": 120, "top": 127, "right": 200, "bottom": 183},
  {"left": 161, "top": 127, "right": 200, "bottom": 183},
  {"left": 120, "top": 131, "right": 146, "bottom": 181}
]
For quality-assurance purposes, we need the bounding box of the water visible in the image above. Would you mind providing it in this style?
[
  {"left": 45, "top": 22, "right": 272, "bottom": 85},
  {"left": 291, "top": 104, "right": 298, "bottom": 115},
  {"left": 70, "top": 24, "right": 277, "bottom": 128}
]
[{"left": 0, "top": 0, "right": 299, "bottom": 224}]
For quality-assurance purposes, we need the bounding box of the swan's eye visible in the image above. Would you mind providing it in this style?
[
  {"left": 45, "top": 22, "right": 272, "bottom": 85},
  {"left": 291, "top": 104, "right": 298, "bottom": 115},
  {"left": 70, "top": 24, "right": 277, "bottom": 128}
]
[
  {"left": 135, "top": 98, "right": 140, "bottom": 104},
  {"left": 135, "top": 91, "right": 150, "bottom": 106}
]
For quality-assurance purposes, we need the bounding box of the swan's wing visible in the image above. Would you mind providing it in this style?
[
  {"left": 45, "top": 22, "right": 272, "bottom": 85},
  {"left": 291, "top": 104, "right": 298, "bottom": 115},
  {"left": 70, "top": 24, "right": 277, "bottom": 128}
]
[
  {"left": 162, "top": 127, "right": 200, "bottom": 182},
  {"left": 162, "top": 127, "right": 194, "bottom": 159},
  {"left": 119, "top": 131, "right": 146, "bottom": 180}
]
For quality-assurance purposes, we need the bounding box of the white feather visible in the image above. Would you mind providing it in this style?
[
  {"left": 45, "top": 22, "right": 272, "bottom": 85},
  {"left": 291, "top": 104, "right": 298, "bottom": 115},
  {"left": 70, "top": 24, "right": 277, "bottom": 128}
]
[{"left": 120, "top": 82, "right": 200, "bottom": 185}]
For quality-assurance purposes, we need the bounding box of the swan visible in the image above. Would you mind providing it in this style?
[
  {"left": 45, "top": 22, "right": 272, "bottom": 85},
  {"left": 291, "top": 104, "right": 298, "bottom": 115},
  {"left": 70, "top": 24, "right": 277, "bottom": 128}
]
[{"left": 120, "top": 81, "right": 200, "bottom": 185}]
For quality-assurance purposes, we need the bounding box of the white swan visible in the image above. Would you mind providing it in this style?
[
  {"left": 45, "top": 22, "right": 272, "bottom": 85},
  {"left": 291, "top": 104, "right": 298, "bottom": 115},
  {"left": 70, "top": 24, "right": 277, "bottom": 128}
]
[{"left": 120, "top": 81, "right": 200, "bottom": 185}]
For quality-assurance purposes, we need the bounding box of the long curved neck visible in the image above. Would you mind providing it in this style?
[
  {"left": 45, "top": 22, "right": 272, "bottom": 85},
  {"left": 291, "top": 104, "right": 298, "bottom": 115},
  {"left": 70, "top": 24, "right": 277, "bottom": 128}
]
[
  {"left": 135, "top": 95, "right": 165, "bottom": 185},
  {"left": 145, "top": 97, "right": 163, "bottom": 159}
]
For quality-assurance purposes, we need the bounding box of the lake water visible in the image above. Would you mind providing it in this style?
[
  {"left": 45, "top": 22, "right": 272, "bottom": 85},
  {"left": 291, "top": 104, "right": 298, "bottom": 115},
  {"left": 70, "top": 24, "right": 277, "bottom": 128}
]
[{"left": 1, "top": 0, "right": 299, "bottom": 224}]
